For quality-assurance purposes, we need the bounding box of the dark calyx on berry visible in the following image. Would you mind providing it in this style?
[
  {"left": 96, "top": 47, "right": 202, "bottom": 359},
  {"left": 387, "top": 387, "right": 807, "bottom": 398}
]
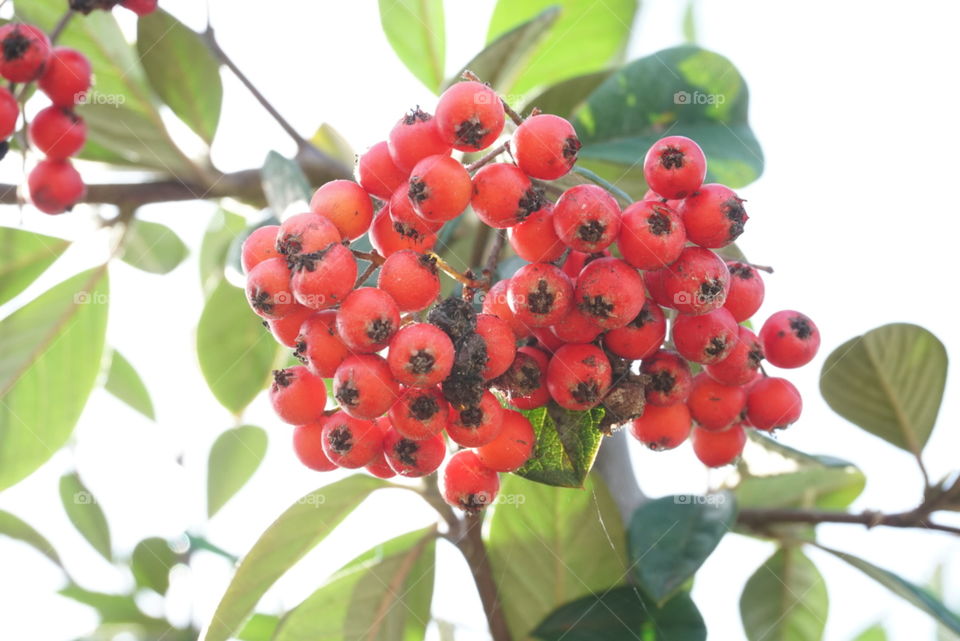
[
  {"left": 408, "top": 349, "right": 436, "bottom": 374},
  {"left": 722, "top": 198, "right": 748, "bottom": 241},
  {"left": 527, "top": 280, "right": 555, "bottom": 315},
  {"left": 327, "top": 425, "right": 353, "bottom": 454},
  {"left": 393, "top": 439, "right": 419, "bottom": 466},
  {"left": 272, "top": 369, "right": 294, "bottom": 389},
  {"left": 659, "top": 146, "right": 685, "bottom": 169},
  {"left": 403, "top": 107, "right": 431, "bottom": 125},
  {"left": 410, "top": 394, "right": 439, "bottom": 420},
  {"left": 789, "top": 315, "right": 814, "bottom": 339},
  {"left": 428, "top": 296, "right": 477, "bottom": 343},
  {"left": 648, "top": 209, "right": 673, "bottom": 235},
  {"left": 454, "top": 118, "right": 489, "bottom": 149},
  {"left": 335, "top": 383, "right": 359, "bottom": 408}
]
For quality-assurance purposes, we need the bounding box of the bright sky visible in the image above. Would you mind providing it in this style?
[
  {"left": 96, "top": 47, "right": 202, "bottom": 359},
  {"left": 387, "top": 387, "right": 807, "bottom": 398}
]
[{"left": 1, "top": 1, "right": 959, "bottom": 640}]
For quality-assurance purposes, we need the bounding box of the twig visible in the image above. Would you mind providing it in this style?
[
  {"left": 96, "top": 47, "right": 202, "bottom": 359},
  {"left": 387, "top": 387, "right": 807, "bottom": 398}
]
[
  {"left": 350, "top": 249, "right": 385, "bottom": 266},
  {"left": 428, "top": 252, "right": 488, "bottom": 290},
  {"left": 461, "top": 70, "right": 523, "bottom": 126},
  {"left": 354, "top": 261, "right": 379, "bottom": 288},
  {"left": 482, "top": 228, "right": 507, "bottom": 281},
  {"left": 49, "top": 10, "right": 75, "bottom": 43},
  {"left": 466, "top": 141, "right": 511, "bottom": 173},
  {"left": 737, "top": 507, "right": 960, "bottom": 536},
  {"left": 748, "top": 263, "right": 775, "bottom": 274}
]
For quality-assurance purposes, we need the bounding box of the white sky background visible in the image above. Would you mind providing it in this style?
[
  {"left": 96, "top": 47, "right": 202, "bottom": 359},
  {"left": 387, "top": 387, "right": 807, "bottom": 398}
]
[{"left": 1, "top": 1, "right": 959, "bottom": 640}]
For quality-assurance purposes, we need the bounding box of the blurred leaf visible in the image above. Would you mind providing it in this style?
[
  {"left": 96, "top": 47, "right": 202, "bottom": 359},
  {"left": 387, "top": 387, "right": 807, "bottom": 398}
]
[
  {"left": 273, "top": 528, "right": 435, "bottom": 641},
  {"left": 628, "top": 494, "right": 736, "bottom": 604},
  {"left": 487, "top": 473, "right": 627, "bottom": 640},
  {"left": 59, "top": 472, "right": 111, "bottom": 561},
  {"left": 311, "top": 124, "right": 355, "bottom": 168},
  {"left": 207, "top": 425, "right": 268, "bottom": 517},
  {"left": 574, "top": 46, "right": 764, "bottom": 197},
  {"left": 201, "top": 475, "right": 390, "bottom": 641},
  {"left": 852, "top": 625, "right": 888, "bottom": 641},
  {"left": 533, "top": 587, "right": 705, "bottom": 641},
  {"left": 521, "top": 70, "right": 612, "bottom": 118},
  {"left": 262, "top": 151, "right": 312, "bottom": 217},
  {"left": 682, "top": 0, "right": 698, "bottom": 43},
  {"left": 486, "top": 0, "right": 638, "bottom": 98},
  {"left": 104, "top": 350, "right": 155, "bottom": 420},
  {"left": 820, "top": 323, "right": 947, "bottom": 456},
  {"left": 200, "top": 209, "right": 247, "bottom": 296},
  {"left": 121, "top": 220, "right": 189, "bottom": 274},
  {"left": 237, "top": 614, "right": 280, "bottom": 641},
  {"left": 0, "top": 227, "right": 69, "bottom": 306},
  {"left": 514, "top": 404, "right": 605, "bottom": 487},
  {"left": 196, "top": 281, "right": 276, "bottom": 414},
  {"left": 0, "top": 269, "right": 109, "bottom": 491},
  {"left": 138, "top": 9, "right": 222, "bottom": 144},
  {"left": 378, "top": 0, "right": 445, "bottom": 93},
  {"left": 929, "top": 566, "right": 960, "bottom": 641},
  {"left": 59, "top": 583, "right": 177, "bottom": 636},
  {"left": 740, "top": 547, "right": 827, "bottom": 641},
  {"left": 131, "top": 537, "right": 177, "bottom": 595},
  {"left": 0, "top": 509, "right": 62, "bottom": 567}
]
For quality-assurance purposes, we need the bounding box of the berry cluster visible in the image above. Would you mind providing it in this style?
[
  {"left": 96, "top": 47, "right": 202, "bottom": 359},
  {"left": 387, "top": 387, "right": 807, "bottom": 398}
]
[{"left": 242, "top": 77, "right": 819, "bottom": 512}]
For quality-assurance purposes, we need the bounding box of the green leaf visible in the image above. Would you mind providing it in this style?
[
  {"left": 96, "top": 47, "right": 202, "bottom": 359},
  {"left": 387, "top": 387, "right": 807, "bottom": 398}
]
[
  {"left": 131, "top": 537, "right": 178, "bottom": 595},
  {"left": 820, "top": 323, "right": 947, "bottom": 456},
  {"left": 522, "top": 70, "right": 613, "bottom": 118},
  {"left": 59, "top": 583, "right": 178, "bottom": 637},
  {"left": 262, "top": 151, "right": 312, "bottom": 216},
  {"left": 121, "top": 219, "right": 189, "bottom": 275},
  {"left": 59, "top": 472, "right": 112, "bottom": 561},
  {"left": 533, "top": 587, "right": 706, "bottom": 641},
  {"left": 486, "top": 0, "right": 638, "bottom": 98},
  {"left": 273, "top": 528, "right": 435, "bottom": 641},
  {"left": 104, "top": 350, "right": 155, "bottom": 420},
  {"left": 487, "top": 473, "right": 628, "bottom": 640},
  {"left": 514, "top": 404, "right": 605, "bottom": 487},
  {"left": 379, "top": 0, "right": 445, "bottom": 93},
  {"left": 0, "top": 269, "right": 109, "bottom": 491},
  {"left": 138, "top": 9, "right": 223, "bottom": 144},
  {"left": 682, "top": 0, "right": 698, "bottom": 44},
  {"left": 311, "top": 124, "right": 356, "bottom": 169},
  {"left": 0, "top": 509, "right": 62, "bottom": 567},
  {"left": 201, "top": 475, "right": 389, "bottom": 641},
  {"left": 852, "top": 625, "right": 888, "bottom": 641},
  {"left": 818, "top": 545, "right": 960, "bottom": 635},
  {"left": 628, "top": 494, "right": 735, "bottom": 604},
  {"left": 199, "top": 209, "right": 247, "bottom": 296},
  {"left": 196, "top": 281, "right": 277, "bottom": 414},
  {"left": 0, "top": 227, "right": 69, "bottom": 306},
  {"left": 740, "top": 547, "right": 828, "bottom": 641},
  {"left": 207, "top": 425, "right": 268, "bottom": 517},
  {"left": 574, "top": 45, "right": 764, "bottom": 197},
  {"left": 237, "top": 614, "right": 280, "bottom": 641}
]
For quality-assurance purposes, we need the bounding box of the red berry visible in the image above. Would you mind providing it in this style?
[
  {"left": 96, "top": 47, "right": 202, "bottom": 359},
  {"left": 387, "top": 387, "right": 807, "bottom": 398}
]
[
  {"left": 442, "top": 449, "right": 500, "bottom": 512},
  {"left": 475, "top": 313, "right": 517, "bottom": 380},
  {"left": 507, "top": 262, "right": 574, "bottom": 328},
  {"left": 388, "top": 386, "right": 449, "bottom": 440},
  {"left": 691, "top": 423, "right": 746, "bottom": 467},
  {"left": 435, "top": 81, "right": 505, "bottom": 152},
  {"left": 383, "top": 426, "right": 446, "bottom": 477},
  {"left": 687, "top": 373, "right": 746, "bottom": 431},
  {"left": 309, "top": 180, "right": 374, "bottom": 240},
  {"left": 0, "top": 87, "right": 19, "bottom": 139},
  {"left": 546, "top": 343, "right": 612, "bottom": 411},
  {"left": 512, "top": 114, "right": 581, "bottom": 180},
  {"left": 471, "top": 163, "right": 544, "bottom": 229},
  {"left": 357, "top": 140, "right": 408, "bottom": 199},
  {"left": 377, "top": 250, "right": 440, "bottom": 312},
  {"left": 245, "top": 257, "right": 297, "bottom": 319},
  {"left": 321, "top": 411, "right": 381, "bottom": 468},
  {"left": 289, "top": 243, "right": 357, "bottom": 309},
  {"left": 746, "top": 377, "right": 802, "bottom": 431},
  {"left": 661, "top": 247, "right": 730, "bottom": 315},
  {"left": 640, "top": 350, "right": 693, "bottom": 406},
  {"left": 269, "top": 367, "right": 327, "bottom": 425},
  {"left": 38, "top": 47, "right": 91, "bottom": 107},
  {"left": 643, "top": 135, "right": 706, "bottom": 199},
  {"left": 679, "top": 184, "right": 748, "bottom": 248},
  {"left": 643, "top": 268, "right": 674, "bottom": 309},
  {"left": 408, "top": 154, "right": 472, "bottom": 222},
  {"left": 28, "top": 159, "right": 85, "bottom": 214},
  {"left": 671, "top": 308, "right": 739, "bottom": 364},
  {"left": 706, "top": 326, "right": 764, "bottom": 386},
  {"left": 120, "top": 0, "right": 159, "bottom": 15},
  {"left": 482, "top": 279, "right": 532, "bottom": 339},
  {"left": 499, "top": 346, "right": 550, "bottom": 410},
  {"left": 388, "top": 187, "right": 441, "bottom": 241},
  {"left": 387, "top": 323, "right": 456, "bottom": 387},
  {"left": 241, "top": 225, "right": 282, "bottom": 274},
  {"left": 333, "top": 354, "right": 400, "bottom": 420},
  {"left": 604, "top": 300, "right": 667, "bottom": 361},
  {"left": 552, "top": 184, "right": 621, "bottom": 253},
  {"left": 759, "top": 310, "right": 820, "bottom": 369},
  {"left": 574, "top": 257, "right": 645, "bottom": 330},
  {"left": 388, "top": 107, "right": 450, "bottom": 172},
  {"left": 618, "top": 200, "right": 686, "bottom": 270},
  {"left": 266, "top": 304, "right": 314, "bottom": 348},
  {"left": 724, "top": 262, "right": 765, "bottom": 322},
  {"left": 446, "top": 390, "right": 505, "bottom": 447},
  {"left": 336, "top": 287, "right": 400, "bottom": 353},
  {"left": 0, "top": 24, "right": 50, "bottom": 83},
  {"left": 628, "top": 403, "right": 691, "bottom": 451},
  {"left": 550, "top": 307, "right": 602, "bottom": 344},
  {"left": 369, "top": 208, "right": 435, "bottom": 256},
  {"left": 531, "top": 326, "right": 565, "bottom": 353},
  {"left": 477, "top": 409, "right": 535, "bottom": 472},
  {"left": 295, "top": 310, "right": 350, "bottom": 377},
  {"left": 276, "top": 212, "right": 341, "bottom": 257},
  {"left": 365, "top": 417, "right": 397, "bottom": 479},
  {"left": 508, "top": 204, "right": 565, "bottom": 263},
  {"left": 293, "top": 423, "right": 338, "bottom": 471}
]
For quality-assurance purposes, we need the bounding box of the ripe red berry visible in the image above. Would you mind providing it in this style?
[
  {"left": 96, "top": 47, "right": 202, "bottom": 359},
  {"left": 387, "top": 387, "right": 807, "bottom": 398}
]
[
  {"left": 706, "top": 326, "right": 764, "bottom": 386},
  {"left": 333, "top": 354, "right": 400, "bottom": 420},
  {"left": 245, "top": 257, "right": 297, "bottom": 319},
  {"left": 383, "top": 426, "right": 446, "bottom": 477},
  {"left": 120, "top": 0, "right": 159, "bottom": 15},
  {"left": 477, "top": 409, "right": 535, "bottom": 472},
  {"left": 29, "top": 107, "right": 85, "bottom": 159},
  {"left": 604, "top": 300, "right": 667, "bottom": 361},
  {"left": 724, "top": 262, "right": 765, "bottom": 322},
  {"left": 643, "top": 135, "right": 707, "bottom": 199},
  {"left": 28, "top": 159, "right": 85, "bottom": 214},
  {"left": 679, "top": 184, "right": 748, "bottom": 248},
  {"left": 661, "top": 246, "right": 730, "bottom": 315},
  {"left": 241, "top": 225, "right": 282, "bottom": 273},
  {"left": 672, "top": 308, "right": 739, "bottom": 364},
  {"left": 686, "top": 373, "right": 746, "bottom": 431},
  {"left": 269, "top": 366, "right": 327, "bottom": 425},
  {"left": 643, "top": 268, "right": 674, "bottom": 309},
  {"left": 746, "top": 377, "right": 802, "bottom": 431},
  {"left": 499, "top": 346, "right": 550, "bottom": 410},
  {"left": 759, "top": 310, "right": 820, "bottom": 369},
  {"left": 550, "top": 307, "right": 603, "bottom": 344},
  {"left": 289, "top": 243, "right": 357, "bottom": 309},
  {"left": 447, "top": 390, "right": 505, "bottom": 447},
  {"left": 38, "top": 47, "right": 91, "bottom": 107},
  {"left": 292, "top": 423, "right": 338, "bottom": 472},
  {"left": 336, "top": 287, "right": 400, "bottom": 353},
  {"left": 512, "top": 114, "right": 581, "bottom": 180},
  {"left": 531, "top": 326, "right": 564, "bottom": 353},
  {"left": 628, "top": 403, "right": 692, "bottom": 451},
  {"left": 508, "top": 204, "right": 565, "bottom": 263},
  {"left": 295, "top": 310, "right": 350, "bottom": 377},
  {"left": 435, "top": 81, "right": 505, "bottom": 152},
  {"left": 471, "top": 163, "right": 544, "bottom": 229},
  {"left": 442, "top": 449, "right": 500, "bottom": 512},
  {"left": 0, "top": 24, "right": 50, "bottom": 83},
  {"left": 388, "top": 107, "right": 450, "bottom": 172},
  {"left": 691, "top": 423, "right": 746, "bottom": 467},
  {"left": 507, "top": 262, "right": 574, "bottom": 328},
  {"left": 408, "top": 154, "right": 472, "bottom": 222},
  {"left": 377, "top": 250, "right": 440, "bottom": 312},
  {"left": 357, "top": 140, "right": 408, "bottom": 199},
  {"left": 309, "top": 180, "right": 374, "bottom": 240},
  {"left": 482, "top": 279, "right": 532, "bottom": 340},
  {"left": 552, "top": 184, "right": 622, "bottom": 253},
  {"left": 618, "top": 200, "right": 687, "bottom": 270},
  {"left": 365, "top": 417, "right": 398, "bottom": 479},
  {"left": 320, "top": 411, "right": 381, "bottom": 468},
  {"left": 640, "top": 350, "right": 693, "bottom": 406},
  {"left": 369, "top": 208, "right": 436, "bottom": 256},
  {"left": 266, "top": 304, "right": 314, "bottom": 348},
  {"left": 0, "top": 87, "right": 19, "bottom": 139},
  {"left": 546, "top": 343, "right": 613, "bottom": 411},
  {"left": 276, "top": 212, "right": 341, "bottom": 257},
  {"left": 389, "top": 182, "right": 444, "bottom": 236},
  {"left": 388, "top": 386, "right": 449, "bottom": 440},
  {"left": 387, "top": 323, "right": 456, "bottom": 387},
  {"left": 475, "top": 313, "right": 517, "bottom": 379},
  {"left": 574, "top": 257, "right": 645, "bottom": 329}
]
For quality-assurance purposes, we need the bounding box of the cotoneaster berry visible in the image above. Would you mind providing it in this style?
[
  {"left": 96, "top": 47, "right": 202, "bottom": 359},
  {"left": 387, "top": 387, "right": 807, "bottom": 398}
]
[
  {"left": 357, "top": 141, "right": 408, "bottom": 199},
  {"left": 679, "top": 183, "right": 748, "bottom": 248},
  {"left": 245, "top": 257, "right": 297, "bottom": 319},
  {"left": 550, "top": 307, "right": 603, "bottom": 344},
  {"left": 746, "top": 377, "right": 802, "bottom": 431},
  {"left": 365, "top": 418, "right": 398, "bottom": 479},
  {"left": 293, "top": 423, "right": 339, "bottom": 472},
  {"left": 120, "top": 0, "right": 159, "bottom": 15},
  {"left": 640, "top": 350, "right": 693, "bottom": 406},
  {"left": 604, "top": 300, "right": 667, "bottom": 361},
  {"left": 691, "top": 423, "right": 747, "bottom": 467},
  {"left": 29, "top": 107, "right": 86, "bottom": 159},
  {"left": 408, "top": 154, "right": 472, "bottom": 222},
  {"left": 333, "top": 354, "right": 400, "bottom": 420},
  {"left": 628, "top": 403, "right": 692, "bottom": 451},
  {"left": 276, "top": 212, "right": 340, "bottom": 257},
  {"left": 671, "top": 307, "right": 739, "bottom": 364},
  {"left": 377, "top": 250, "right": 440, "bottom": 312},
  {"left": 508, "top": 204, "right": 565, "bottom": 263},
  {"left": 512, "top": 114, "right": 581, "bottom": 180},
  {"left": 759, "top": 310, "right": 821, "bottom": 368},
  {"left": 643, "top": 135, "right": 707, "bottom": 199},
  {"left": 241, "top": 225, "right": 282, "bottom": 274},
  {"left": 0, "top": 87, "right": 19, "bottom": 140},
  {"left": 320, "top": 411, "right": 381, "bottom": 468},
  {"left": 546, "top": 343, "right": 612, "bottom": 411},
  {"left": 618, "top": 200, "right": 686, "bottom": 270},
  {"left": 38, "top": 47, "right": 92, "bottom": 106},
  {"left": 0, "top": 23, "right": 51, "bottom": 83},
  {"left": 435, "top": 81, "right": 505, "bottom": 152},
  {"left": 28, "top": 159, "right": 85, "bottom": 214},
  {"left": 387, "top": 323, "right": 456, "bottom": 387},
  {"left": 687, "top": 373, "right": 746, "bottom": 431},
  {"left": 267, "top": 304, "right": 314, "bottom": 348},
  {"left": 370, "top": 208, "right": 435, "bottom": 256},
  {"left": 724, "top": 262, "right": 765, "bottom": 322},
  {"left": 388, "top": 386, "right": 449, "bottom": 440},
  {"left": 706, "top": 325, "right": 764, "bottom": 386},
  {"left": 336, "top": 287, "right": 400, "bottom": 353},
  {"left": 442, "top": 449, "right": 500, "bottom": 512},
  {"left": 482, "top": 279, "right": 531, "bottom": 340},
  {"left": 295, "top": 310, "right": 350, "bottom": 377},
  {"left": 269, "top": 367, "right": 327, "bottom": 425},
  {"left": 471, "top": 163, "right": 543, "bottom": 228},
  {"left": 477, "top": 409, "right": 535, "bottom": 472},
  {"left": 552, "top": 184, "right": 621, "bottom": 253},
  {"left": 447, "top": 390, "right": 505, "bottom": 448},
  {"left": 475, "top": 313, "right": 517, "bottom": 380},
  {"left": 507, "top": 262, "right": 573, "bottom": 327},
  {"left": 574, "top": 257, "right": 645, "bottom": 330},
  {"left": 662, "top": 246, "right": 731, "bottom": 315},
  {"left": 497, "top": 346, "right": 550, "bottom": 410},
  {"left": 388, "top": 107, "right": 450, "bottom": 171},
  {"left": 309, "top": 180, "right": 374, "bottom": 240},
  {"left": 383, "top": 427, "right": 446, "bottom": 477},
  {"left": 289, "top": 243, "right": 357, "bottom": 310}
]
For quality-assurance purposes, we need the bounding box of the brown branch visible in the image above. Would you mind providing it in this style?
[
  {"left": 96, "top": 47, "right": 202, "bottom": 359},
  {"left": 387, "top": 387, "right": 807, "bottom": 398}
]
[
  {"left": 452, "top": 515, "right": 513, "bottom": 641},
  {"left": 466, "top": 141, "right": 511, "bottom": 173},
  {"left": 737, "top": 507, "right": 960, "bottom": 536},
  {"left": 482, "top": 228, "right": 507, "bottom": 280}
]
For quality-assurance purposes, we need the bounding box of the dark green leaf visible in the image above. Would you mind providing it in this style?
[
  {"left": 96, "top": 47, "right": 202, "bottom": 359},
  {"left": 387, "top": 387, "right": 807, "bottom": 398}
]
[
  {"left": 59, "top": 472, "right": 111, "bottom": 561},
  {"left": 237, "top": 614, "right": 280, "bottom": 641},
  {"left": 628, "top": 494, "right": 736, "bottom": 604},
  {"left": 310, "top": 124, "right": 356, "bottom": 169},
  {"left": 121, "top": 219, "right": 189, "bottom": 274},
  {"left": 131, "top": 537, "right": 178, "bottom": 595},
  {"left": 533, "top": 587, "right": 706, "bottom": 641},
  {"left": 852, "top": 625, "right": 888, "bottom": 641},
  {"left": 138, "top": 9, "right": 223, "bottom": 144},
  {"left": 487, "top": 473, "right": 627, "bottom": 640},
  {"left": 262, "top": 151, "right": 312, "bottom": 216},
  {"left": 207, "top": 425, "right": 268, "bottom": 517},
  {"left": 200, "top": 209, "right": 247, "bottom": 296},
  {"left": 820, "top": 323, "right": 947, "bottom": 456},
  {"left": 522, "top": 70, "right": 613, "bottom": 118},
  {"left": 0, "top": 509, "right": 62, "bottom": 567},
  {"left": 0, "top": 227, "right": 69, "bottom": 306},
  {"left": 273, "top": 528, "right": 435, "bottom": 641},
  {"left": 740, "top": 547, "right": 828, "bottom": 641},
  {"left": 104, "top": 350, "right": 155, "bottom": 420},
  {"left": 514, "top": 404, "right": 605, "bottom": 487},
  {"left": 379, "top": 0, "right": 445, "bottom": 92},
  {"left": 0, "top": 269, "right": 109, "bottom": 491},
  {"left": 201, "top": 475, "right": 390, "bottom": 641},
  {"left": 575, "top": 46, "right": 764, "bottom": 197}
]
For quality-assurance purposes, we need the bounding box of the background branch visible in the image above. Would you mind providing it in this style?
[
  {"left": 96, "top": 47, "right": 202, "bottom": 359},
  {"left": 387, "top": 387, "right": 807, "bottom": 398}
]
[{"left": 737, "top": 506, "right": 960, "bottom": 536}]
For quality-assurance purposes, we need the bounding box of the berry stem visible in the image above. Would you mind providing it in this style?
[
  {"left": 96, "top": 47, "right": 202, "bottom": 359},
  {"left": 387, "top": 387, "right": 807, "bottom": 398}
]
[
  {"left": 350, "top": 248, "right": 386, "bottom": 266},
  {"left": 748, "top": 262, "right": 775, "bottom": 274},
  {"left": 465, "top": 141, "right": 511, "bottom": 173},
  {"left": 461, "top": 70, "right": 523, "bottom": 126},
  {"left": 482, "top": 228, "right": 507, "bottom": 280},
  {"left": 354, "top": 261, "right": 378, "bottom": 288},
  {"left": 428, "top": 251, "right": 489, "bottom": 290}
]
